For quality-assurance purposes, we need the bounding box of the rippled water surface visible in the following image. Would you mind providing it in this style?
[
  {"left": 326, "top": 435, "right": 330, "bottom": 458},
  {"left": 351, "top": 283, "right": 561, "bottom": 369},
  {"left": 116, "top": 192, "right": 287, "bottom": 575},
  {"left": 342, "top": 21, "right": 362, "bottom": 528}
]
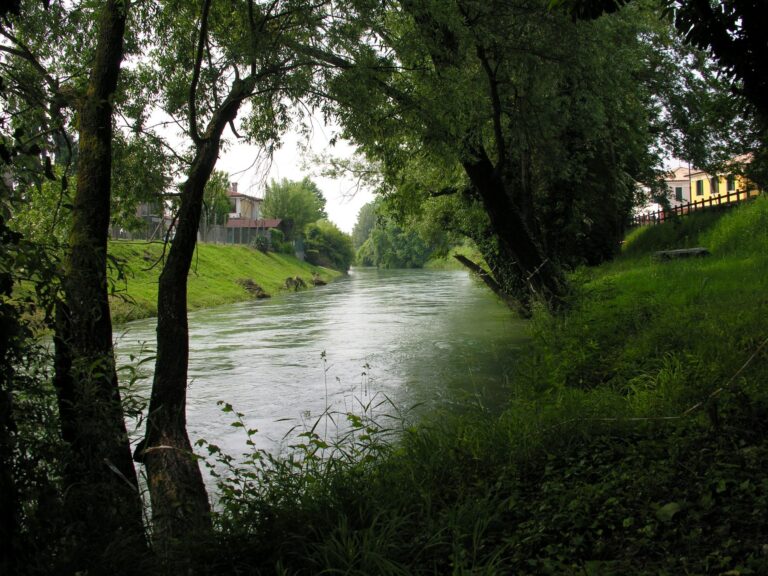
[{"left": 115, "top": 268, "right": 527, "bottom": 456}]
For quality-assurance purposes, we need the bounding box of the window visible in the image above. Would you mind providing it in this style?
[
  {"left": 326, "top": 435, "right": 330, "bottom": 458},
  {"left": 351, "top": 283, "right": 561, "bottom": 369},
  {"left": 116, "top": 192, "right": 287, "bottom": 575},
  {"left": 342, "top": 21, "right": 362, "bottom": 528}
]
[
  {"left": 696, "top": 180, "right": 704, "bottom": 196},
  {"left": 727, "top": 175, "right": 736, "bottom": 192},
  {"left": 711, "top": 177, "right": 719, "bottom": 195},
  {"left": 675, "top": 186, "right": 683, "bottom": 202}
]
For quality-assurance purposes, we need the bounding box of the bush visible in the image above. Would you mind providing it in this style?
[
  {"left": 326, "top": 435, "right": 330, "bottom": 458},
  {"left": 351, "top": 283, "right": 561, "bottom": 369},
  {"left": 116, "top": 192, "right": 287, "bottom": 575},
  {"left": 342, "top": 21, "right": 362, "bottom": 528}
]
[
  {"left": 268, "top": 228, "right": 294, "bottom": 254},
  {"left": 251, "top": 234, "right": 269, "bottom": 252},
  {"left": 304, "top": 220, "right": 354, "bottom": 272}
]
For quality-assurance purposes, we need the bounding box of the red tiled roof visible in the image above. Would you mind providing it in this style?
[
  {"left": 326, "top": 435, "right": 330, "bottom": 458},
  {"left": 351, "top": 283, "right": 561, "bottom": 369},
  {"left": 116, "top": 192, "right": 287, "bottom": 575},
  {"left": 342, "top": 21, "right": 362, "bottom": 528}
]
[{"left": 226, "top": 218, "right": 282, "bottom": 229}]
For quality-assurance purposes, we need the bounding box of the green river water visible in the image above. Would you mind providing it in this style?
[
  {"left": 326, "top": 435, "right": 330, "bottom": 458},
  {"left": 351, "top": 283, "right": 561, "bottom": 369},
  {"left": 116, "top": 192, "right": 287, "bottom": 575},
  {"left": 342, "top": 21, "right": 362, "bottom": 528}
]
[{"left": 115, "top": 267, "right": 527, "bottom": 457}]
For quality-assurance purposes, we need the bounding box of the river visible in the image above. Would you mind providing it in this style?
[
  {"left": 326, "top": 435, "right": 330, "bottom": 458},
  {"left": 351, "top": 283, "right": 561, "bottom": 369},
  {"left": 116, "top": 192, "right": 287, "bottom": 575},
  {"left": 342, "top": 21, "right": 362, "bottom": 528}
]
[{"left": 115, "top": 267, "right": 527, "bottom": 458}]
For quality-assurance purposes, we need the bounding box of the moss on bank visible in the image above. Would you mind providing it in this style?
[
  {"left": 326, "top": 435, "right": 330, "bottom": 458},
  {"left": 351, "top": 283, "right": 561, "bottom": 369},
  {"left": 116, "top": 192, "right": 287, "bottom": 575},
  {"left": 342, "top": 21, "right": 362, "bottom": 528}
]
[{"left": 108, "top": 241, "right": 340, "bottom": 323}]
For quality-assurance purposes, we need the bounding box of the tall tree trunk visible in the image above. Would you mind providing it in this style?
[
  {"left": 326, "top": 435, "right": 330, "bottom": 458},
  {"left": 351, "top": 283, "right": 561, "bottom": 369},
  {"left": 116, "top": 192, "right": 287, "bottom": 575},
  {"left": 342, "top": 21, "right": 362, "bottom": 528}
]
[
  {"left": 0, "top": 253, "right": 19, "bottom": 576},
  {"left": 1, "top": 172, "right": 18, "bottom": 575},
  {"left": 141, "top": 77, "right": 255, "bottom": 555},
  {"left": 51, "top": 0, "right": 147, "bottom": 572}
]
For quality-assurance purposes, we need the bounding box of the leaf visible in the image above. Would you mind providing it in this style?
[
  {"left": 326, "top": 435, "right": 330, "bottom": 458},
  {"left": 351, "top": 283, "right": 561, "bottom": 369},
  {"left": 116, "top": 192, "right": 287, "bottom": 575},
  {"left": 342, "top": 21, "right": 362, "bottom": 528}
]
[{"left": 655, "top": 501, "right": 682, "bottom": 523}]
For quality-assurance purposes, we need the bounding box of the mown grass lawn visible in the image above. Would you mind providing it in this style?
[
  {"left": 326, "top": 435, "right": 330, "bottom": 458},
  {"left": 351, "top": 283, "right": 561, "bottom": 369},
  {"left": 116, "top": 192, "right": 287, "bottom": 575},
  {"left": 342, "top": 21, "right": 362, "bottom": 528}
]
[{"left": 108, "top": 241, "right": 340, "bottom": 323}]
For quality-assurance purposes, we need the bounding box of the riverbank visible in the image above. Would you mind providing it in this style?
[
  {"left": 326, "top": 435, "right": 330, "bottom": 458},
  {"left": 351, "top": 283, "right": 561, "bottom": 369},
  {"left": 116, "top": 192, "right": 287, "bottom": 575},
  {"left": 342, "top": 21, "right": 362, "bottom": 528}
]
[
  {"left": 194, "top": 197, "right": 768, "bottom": 574},
  {"left": 108, "top": 241, "right": 340, "bottom": 323}
]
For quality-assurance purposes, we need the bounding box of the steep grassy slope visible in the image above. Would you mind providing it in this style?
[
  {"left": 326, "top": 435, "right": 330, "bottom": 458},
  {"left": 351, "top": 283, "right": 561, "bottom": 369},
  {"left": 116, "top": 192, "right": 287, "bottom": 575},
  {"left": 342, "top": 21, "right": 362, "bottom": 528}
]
[
  {"left": 108, "top": 241, "right": 340, "bottom": 323},
  {"left": 188, "top": 198, "right": 768, "bottom": 575}
]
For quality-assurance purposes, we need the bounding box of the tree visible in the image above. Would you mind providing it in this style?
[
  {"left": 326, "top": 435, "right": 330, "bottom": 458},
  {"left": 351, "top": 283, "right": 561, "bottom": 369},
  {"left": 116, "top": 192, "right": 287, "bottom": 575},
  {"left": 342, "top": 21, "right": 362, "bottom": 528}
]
[
  {"left": 1, "top": 0, "right": 148, "bottom": 571},
  {"left": 131, "top": 0, "right": 355, "bottom": 555},
  {"left": 353, "top": 199, "right": 437, "bottom": 268},
  {"left": 351, "top": 201, "right": 377, "bottom": 250},
  {"left": 111, "top": 132, "right": 175, "bottom": 234},
  {"left": 316, "top": 0, "right": 670, "bottom": 312},
  {"left": 553, "top": 0, "right": 768, "bottom": 185},
  {"left": 201, "top": 169, "right": 231, "bottom": 231},
  {"left": 52, "top": 1, "right": 149, "bottom": 570},
  {"left": 262, "top": 176, "right": 327, "bottom": 241},
  {"left": 670, "top": 1, "right": 768, "bottom": 125},
  {"left": 304, "top": 219, "right": 355, "bottom": 271},
  {"left": 357, "top": 220, "right": 432, "bottom": 269}
]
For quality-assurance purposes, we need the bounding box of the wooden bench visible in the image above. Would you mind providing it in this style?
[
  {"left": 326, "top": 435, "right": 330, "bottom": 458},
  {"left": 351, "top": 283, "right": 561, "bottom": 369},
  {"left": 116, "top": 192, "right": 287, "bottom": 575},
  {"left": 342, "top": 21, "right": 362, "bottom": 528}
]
[{"left": 653, "top": 247, "right": 710, "bottom": 261}]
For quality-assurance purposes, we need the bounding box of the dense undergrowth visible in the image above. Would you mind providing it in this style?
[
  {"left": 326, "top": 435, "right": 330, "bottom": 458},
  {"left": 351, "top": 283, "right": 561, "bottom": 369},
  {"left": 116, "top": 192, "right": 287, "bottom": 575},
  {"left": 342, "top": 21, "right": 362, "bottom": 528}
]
[
  {"left": 107, "top": 241, "right": 339, "bottom": 323},
  {"left": 183, "top": 197, "right": 768, "bottom": 575}
]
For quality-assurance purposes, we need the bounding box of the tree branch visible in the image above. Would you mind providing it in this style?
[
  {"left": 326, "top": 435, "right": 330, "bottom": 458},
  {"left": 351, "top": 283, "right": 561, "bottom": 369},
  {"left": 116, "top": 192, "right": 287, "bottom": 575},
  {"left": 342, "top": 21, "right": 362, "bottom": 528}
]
[
  {"left": 476, "top": 43, "right": 506, "bottom": 170},
  {"left": 0, "top": 29, "right": 64, "bottom": 101},
  {"left": 189, "top": 0, "right": 212, "bottom": 145}
]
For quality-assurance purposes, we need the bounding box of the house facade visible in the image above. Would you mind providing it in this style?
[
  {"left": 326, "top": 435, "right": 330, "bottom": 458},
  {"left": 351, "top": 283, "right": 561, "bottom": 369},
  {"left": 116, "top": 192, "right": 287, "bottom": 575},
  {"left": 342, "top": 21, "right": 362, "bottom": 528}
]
[
  {"left": 227, "top": 182, "right": 263, "bottom": 220},
  {"left": 689, "top": 170, "right": 758, "bottom": 203},
  {"left": 666, "top": 157, "right": 761, "bottom": 207},
  {"left": 664, "top": 166, "right": 692, "bottom": 207},
  {"left": 221, "top": 183, "right": 283, "bottom": 245}
]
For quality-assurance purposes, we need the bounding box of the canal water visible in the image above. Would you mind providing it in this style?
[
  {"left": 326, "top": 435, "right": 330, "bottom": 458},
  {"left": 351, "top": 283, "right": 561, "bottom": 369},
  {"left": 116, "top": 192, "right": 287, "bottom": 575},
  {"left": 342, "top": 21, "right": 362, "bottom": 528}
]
[{"left": 115, "top": 268, "right": 527, "bottom": 458}]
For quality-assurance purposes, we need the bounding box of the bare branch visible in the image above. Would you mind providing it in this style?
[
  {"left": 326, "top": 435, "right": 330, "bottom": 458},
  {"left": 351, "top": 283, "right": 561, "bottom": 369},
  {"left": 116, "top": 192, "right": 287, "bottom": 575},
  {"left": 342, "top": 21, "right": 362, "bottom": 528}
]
[{"left": 189, "top": 0, "right": 212, "bottom": 145}]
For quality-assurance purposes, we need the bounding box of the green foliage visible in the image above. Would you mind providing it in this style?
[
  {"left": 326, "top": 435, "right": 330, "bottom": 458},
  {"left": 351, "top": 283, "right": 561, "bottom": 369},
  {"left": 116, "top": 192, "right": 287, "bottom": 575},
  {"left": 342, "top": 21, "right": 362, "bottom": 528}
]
[
  {"left": 329, "top": 0, "right": 687, "bottom": 278},
  {"left": 251, "top": 234, "right": 269, "bottom": 253},
  {"left": 262, "top": 177, "right": 327, "bottom": 241},
  {"left": 351, "top": 201, "right": 377, "bottom": 250},
  {"left": 1, "top": 151, "right": 68, "bottom": 575},
  {"left": 9, "top": 173, "right": 72, "bottom": 247},
  {"left": 353, "top": 199, "right": 438, "bottom": 269},
  {"left": 201, "top": 170, "right": 231, "bottom": 229},
  {"left": 304, "top": 219, "right": 355, "bottom": 272},
  {"left": 268, "top": 228, "right": 293, "bottom": 255},
  {"left": 111, "top": 133, "right": 174, "bottom": 233},
  {"left": 195, "top": 199, "right": 768, "bottom": 574},
  {"left": 356, "top": 219, "right": 433, "bottom": 269}
]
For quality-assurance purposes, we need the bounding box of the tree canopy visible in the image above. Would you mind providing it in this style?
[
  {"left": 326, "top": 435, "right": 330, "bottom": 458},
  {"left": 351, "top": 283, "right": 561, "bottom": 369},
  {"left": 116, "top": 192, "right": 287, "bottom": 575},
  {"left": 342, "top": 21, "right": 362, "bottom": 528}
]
[
  {"left": 304, "top": 219, "right": 355, "bottom": 271},
  {"left": 262, "top": 177, "right": 328, "bottom": 241}
]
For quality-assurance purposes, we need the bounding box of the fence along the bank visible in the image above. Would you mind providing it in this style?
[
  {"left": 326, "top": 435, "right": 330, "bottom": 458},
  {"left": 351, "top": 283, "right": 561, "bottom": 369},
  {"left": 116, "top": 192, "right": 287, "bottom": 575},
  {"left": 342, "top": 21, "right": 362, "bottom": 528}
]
[{"left": 633, "top": 187, "right": 763, "bottom": 226}]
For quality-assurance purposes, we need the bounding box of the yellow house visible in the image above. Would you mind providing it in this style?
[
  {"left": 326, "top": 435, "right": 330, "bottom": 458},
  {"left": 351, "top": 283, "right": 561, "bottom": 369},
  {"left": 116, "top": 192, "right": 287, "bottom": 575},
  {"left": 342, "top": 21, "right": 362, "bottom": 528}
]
[{"left": 689, "top": 157, "right": 761, "bottom": 205}]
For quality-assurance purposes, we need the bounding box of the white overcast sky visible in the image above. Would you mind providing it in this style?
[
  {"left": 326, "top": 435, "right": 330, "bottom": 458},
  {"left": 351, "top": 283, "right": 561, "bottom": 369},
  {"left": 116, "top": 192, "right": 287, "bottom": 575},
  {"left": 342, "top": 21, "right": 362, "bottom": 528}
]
[{"left": 216, "top": 120, "right": 375, "bottom": 234}]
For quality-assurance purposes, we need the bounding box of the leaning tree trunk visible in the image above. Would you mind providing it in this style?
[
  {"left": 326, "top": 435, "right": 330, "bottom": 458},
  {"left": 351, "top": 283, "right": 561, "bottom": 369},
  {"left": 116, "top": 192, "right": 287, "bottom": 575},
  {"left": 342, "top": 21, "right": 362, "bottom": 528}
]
[
  {"left": 401, "top": 1, "right": 567, "bottom": 312},
  {"left": 140, "top": 77, "right": 255, "bottom": 557},
  {"left": 461, "top": 144, "right": 567, "bottom": 310},
  {"left": 52, "top": 0, "right": 147, "bottom": 572}
]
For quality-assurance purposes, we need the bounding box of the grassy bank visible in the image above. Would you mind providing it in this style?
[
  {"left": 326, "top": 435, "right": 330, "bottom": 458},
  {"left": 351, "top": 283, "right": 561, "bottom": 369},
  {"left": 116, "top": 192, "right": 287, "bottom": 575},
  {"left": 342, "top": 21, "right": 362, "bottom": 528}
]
[
  {"left": 108, "top": 241, "right": 340, "bottom": 323},
  {"left": 424, "top": 243, "right": 485, "bottom": 270},
  {"left": 193, "top": 198, "right": 768, "bottom": 575}
]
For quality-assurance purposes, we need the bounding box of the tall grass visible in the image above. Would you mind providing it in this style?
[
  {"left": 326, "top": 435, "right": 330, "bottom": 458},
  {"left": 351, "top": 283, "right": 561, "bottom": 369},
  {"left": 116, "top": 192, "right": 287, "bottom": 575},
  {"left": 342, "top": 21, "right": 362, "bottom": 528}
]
[{"left": 193, "top": 197, "right": 768, "bottom": 575}]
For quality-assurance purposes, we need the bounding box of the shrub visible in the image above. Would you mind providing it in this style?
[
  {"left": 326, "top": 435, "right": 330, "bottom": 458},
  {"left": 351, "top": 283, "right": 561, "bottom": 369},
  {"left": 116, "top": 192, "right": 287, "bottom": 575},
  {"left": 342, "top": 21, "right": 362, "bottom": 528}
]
[
  {"left": 304, "top": 220, "right": 354, "bottom": 272},
  {"left": 251, "top": 234, "right": 269, "bottom": 252},
  {"left": 269, "top": 228, "right": 294, "bottom": 254}
]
